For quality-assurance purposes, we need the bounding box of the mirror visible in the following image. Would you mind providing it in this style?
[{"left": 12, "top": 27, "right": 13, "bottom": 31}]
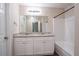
[{"left": 19, "top": 15, "right": 49, "bottom": 33}]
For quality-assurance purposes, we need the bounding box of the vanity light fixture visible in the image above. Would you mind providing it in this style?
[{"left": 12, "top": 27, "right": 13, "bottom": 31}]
[
  {"left": 27, "top": 7, "right": 41, "bottom": 14},
  {"left": 28, "top": 10, "right": 40, "bottom": 13}
]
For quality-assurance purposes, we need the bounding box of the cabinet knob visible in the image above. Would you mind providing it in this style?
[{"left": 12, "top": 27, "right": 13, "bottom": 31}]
[{"left": 4, "top": 37, "right": 8, "bottom": 40}]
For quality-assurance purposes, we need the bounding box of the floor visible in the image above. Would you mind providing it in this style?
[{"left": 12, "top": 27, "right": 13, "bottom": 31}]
[
  {"left": 14, "top": 52, "right": 59, "bottom": 56},
  {"left": 43, "top": 52, "right": 59, "bottom": 56},
  {"left": 53, "top": 52, "right": 59, "bottom": 56}
]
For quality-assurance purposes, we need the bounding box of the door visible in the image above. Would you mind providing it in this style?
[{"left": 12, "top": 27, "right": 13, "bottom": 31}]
[
  {"left": 25, "top": 38, "right": 33, "bottom": 55},
  {"left": 0, "top": 3, "right": 6, "bottom": 56},
  {"left": 32, "top": 22, "right": 38, "bottom": 32},
  {"left": 43, "top": 37, "right": 54, "bottom": 54},
  {"left": 34, "top": 37, "right": 44, "bottom": 55}
]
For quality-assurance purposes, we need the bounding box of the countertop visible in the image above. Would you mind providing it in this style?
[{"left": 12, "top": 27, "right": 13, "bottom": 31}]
[{"left": 13, "top": 33, "right": 55, "bottom": 38}]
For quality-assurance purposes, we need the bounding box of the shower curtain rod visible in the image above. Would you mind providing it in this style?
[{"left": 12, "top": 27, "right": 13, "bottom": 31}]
[{"left": 53, "top": 6, "right": 75, "bottom": 18}]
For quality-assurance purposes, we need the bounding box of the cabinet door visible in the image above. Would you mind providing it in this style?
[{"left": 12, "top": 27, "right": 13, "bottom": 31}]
[
  {"left": 25, "top": 38, "right": 33, "bottom": 55},
  {"left": 14, "top": 38, "right": 25, "bottom": 56},
  {"left": 33, "top": 37, "right": 44, "bottom": 55},
  {"left": 43, "top": 37, "right": 54, "bottom": 54}
]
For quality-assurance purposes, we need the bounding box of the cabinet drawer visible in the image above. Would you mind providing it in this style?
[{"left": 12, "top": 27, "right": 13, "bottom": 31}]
[
  {"left": 14, "top": 38, "right": 25, "bottom": 42},
  {"left": 25, "top": 38, "right": 33, "bottom": 44},
  {"left": 14, "top": 38, "right": 33, "bottom": 44}
]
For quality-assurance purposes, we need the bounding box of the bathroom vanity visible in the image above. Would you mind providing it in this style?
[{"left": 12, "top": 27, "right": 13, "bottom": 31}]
[{"left": 13, "top": 33, "right": 54, "bottom": 56}]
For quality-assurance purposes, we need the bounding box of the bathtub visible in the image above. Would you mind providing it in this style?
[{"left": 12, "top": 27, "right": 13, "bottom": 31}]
[{"left": 55, "top": 40, "right": 74, "bottom": 56}]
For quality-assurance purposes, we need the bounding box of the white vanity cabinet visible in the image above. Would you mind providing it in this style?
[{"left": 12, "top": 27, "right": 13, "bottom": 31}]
[
  {"left": 43, "top": 37, "right": 54, "bottom": 55},
  {"left": 24, "top": 38, "right": 33, "bottom": 55},
  {"left": 33, "top": 37, "right": 54, "bottom": 55},
  {"left": 14, "top": 38, "right": 33, "bottom": 56},
  {"left": 13, "top": 36, "right": 54, "bottom": 56},
  {"left": 14, "top": 38, "right": 25, "bottom": 55},
  {"left": 33, "top": 37, "right": 44, "bottom": 55}
]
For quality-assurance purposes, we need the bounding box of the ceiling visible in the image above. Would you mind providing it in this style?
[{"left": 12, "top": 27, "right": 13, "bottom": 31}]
[{"left": 20, "top": 3, "right": 74, "bottom": 8}]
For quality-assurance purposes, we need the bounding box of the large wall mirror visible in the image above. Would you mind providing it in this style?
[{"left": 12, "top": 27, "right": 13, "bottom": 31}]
[{"left": 19, "top": 15, "right": 50, "bottom": 33}]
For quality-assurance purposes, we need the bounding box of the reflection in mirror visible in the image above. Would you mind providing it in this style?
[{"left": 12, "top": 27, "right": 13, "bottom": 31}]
[{"left": 19, "top": 15, "right": 49, "bottom": 33}]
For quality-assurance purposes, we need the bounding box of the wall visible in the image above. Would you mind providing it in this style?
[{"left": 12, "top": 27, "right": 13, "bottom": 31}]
[
  {"left": 19, "top": 6, "right": 64, "bottom": 17},
  {"left": 54, "top": 14, "right": 65, "bottom": 42},
  {"left": 74, "top": 4, "right": 79, "bottom": 56}
]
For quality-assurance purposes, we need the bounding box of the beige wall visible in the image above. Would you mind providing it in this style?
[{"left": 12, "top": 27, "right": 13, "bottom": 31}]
[
  {"left": 54, "top": 14, "right": 65, "bottom": 41},
  {"left": 74, "top": 4, "right": 79, "bottom": 56},
  {"left": 19, "top": 5, "right": 64, "bottom": 17}
]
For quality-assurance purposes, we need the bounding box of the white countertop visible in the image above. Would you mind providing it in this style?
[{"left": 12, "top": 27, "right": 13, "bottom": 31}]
[{"left": 13, "top": 33, "right": 55, "bottom": 38}]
